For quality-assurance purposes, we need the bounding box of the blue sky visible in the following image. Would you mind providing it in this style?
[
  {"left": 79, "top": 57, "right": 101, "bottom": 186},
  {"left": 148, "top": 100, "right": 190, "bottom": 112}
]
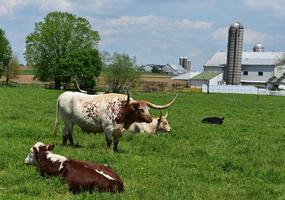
[{"left": 0, "top": 0, "right": 285, "bottom": 70}]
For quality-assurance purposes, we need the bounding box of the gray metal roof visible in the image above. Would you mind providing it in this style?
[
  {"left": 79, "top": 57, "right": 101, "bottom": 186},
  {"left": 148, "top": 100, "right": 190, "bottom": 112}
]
[
  {"left": 171, "top": 71, "right": 201, "bottom": 80},
  {"left": 204, "top": 51, "right": 285, "bottom": 67},
  {"left": 164, "top": 64, "right": 188, "bottom": 74}
]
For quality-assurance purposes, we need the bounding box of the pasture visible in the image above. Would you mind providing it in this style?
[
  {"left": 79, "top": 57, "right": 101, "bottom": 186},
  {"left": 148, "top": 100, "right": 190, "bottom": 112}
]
[{"left": 0, "top": 85, "right": 284, "bottom": 199}]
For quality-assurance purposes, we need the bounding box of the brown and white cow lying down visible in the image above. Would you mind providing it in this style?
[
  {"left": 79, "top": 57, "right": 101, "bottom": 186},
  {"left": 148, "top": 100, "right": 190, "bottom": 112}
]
[
  {"left": 129, "top": 111, "right": 171, "bottom": 134},
  {"left": 53, "top": 91, "right": 176, "bottom": 151},
  {"left": 25, "top": 142, "right": 124, "bottom": 194}
]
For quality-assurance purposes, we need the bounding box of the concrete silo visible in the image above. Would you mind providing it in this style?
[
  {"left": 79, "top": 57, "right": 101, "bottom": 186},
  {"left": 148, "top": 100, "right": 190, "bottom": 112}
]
[
  {"left": 226, "top": 22, "right": 244, "bottom": 85},
  {"left": 179, "top": 57, "right": 191, "bottom": 70}
]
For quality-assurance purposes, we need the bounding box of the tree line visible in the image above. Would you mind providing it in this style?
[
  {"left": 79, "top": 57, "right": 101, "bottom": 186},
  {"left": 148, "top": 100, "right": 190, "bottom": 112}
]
[{"left": 0, "top": 11, "right": 141, "bottom": 92}]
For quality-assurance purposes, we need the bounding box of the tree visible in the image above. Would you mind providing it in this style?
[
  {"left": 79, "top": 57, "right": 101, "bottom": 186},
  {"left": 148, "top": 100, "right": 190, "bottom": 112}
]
[
  {"left": 275, "top": 54, "right": 285, "bottom": 77},
  {"left": 100, "top": 51, "right": 111, "bottom": 67},
  {"left": 277, "top": 54, "right": 285, "bottom": 66},
  {"left": 3, "top": 55, "right": 20, "bottom": 84},
  {"left": 151, "top": 66, "right": 161, "bottom": 73},
  {"left": 0, "top": 29, "right": 12, "bottom": 79},
  {"left": 25, "top": 11, "right": 101, "bottom": 89},
  {"left": 61, "top": 48, "right": 102, "bottom": 89},
  {"left": 102, "top": 53, "right": 141, "bottom": 93}
]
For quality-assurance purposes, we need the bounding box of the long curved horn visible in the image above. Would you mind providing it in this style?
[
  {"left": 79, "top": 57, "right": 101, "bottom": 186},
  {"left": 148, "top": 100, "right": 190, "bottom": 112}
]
[
  {"left": 164, "top": 111, "right": 168, "bottom": 118},
  {"left": 126, "top": 91, "right": 130, "bottom": 105},
  {"left": 75, "top": 80, "right": 87, "bottom": 94},
  {"left": 159, "top": 111, "right": 163, "bottom": 119},
  {"left": 146, "top": 95, "right": 177, "bottom": 110}
]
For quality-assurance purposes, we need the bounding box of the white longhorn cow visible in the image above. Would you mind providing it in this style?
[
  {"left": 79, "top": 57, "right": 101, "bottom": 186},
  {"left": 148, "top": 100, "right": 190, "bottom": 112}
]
[
  {"left": 129, "top": 111, "right": 171, "bottom": 134},
  {"left": 53, "top": 92, "right": 176, "bottom": 151}
]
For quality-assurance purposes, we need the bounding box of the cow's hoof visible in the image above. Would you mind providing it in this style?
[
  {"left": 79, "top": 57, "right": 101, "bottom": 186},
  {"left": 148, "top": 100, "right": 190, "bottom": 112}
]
[
  {"left": 113, "top": 148, "right": 121, "bottom": 153},
  {"left": 71, "top": 143, "right": 83, "bottom": 148}
]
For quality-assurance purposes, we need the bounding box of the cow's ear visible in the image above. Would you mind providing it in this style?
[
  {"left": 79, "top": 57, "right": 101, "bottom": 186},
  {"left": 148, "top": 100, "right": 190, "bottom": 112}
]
[
  {"left": 47, "top": 144, "right": 55, "bottom": 151},
  {"left": 130, "top": 103, "right": 138, "bottom": 111},
  {"left": 33, "top": 147, "right": 38, "bottom": 153}
]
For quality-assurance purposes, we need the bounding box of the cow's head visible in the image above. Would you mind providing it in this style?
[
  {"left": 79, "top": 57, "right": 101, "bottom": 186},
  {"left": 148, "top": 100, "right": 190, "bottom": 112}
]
[
  {"left": 24, "top": 142, "right": 54, "bottom": 165},
  {"left": 156, "top": 111, "right": 172, "bottom": 133},
  {"left": 116, "top": 92, "right": 177, "bottom": 128}
]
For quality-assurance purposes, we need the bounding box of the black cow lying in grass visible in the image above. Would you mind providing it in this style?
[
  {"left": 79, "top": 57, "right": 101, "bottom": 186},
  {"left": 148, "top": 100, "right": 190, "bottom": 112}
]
[
  {"left": 25, "top": 142, "right": 124, "bottom": 194},
  {"left": 201, "top": 117, "right": 224, "bottom": 125}
]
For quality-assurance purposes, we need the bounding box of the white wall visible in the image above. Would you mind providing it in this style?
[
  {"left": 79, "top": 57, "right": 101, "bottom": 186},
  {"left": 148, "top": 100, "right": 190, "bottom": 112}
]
[
  {"left": 209, "top": 73, "right": 223, "bottom": 85},
  {"left": 202, "top": 84, "right": 285, "bottom": 96},
  {"left": 241, "top": 65, "right": 274, "bottom": 83}
]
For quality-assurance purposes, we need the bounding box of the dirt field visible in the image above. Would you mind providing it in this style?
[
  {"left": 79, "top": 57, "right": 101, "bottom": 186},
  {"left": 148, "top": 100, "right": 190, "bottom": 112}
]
[
  {"left": 11, "top": 74, "right": 189, "bottom": 91},
  {"left": 11, "top": 75, "right": 39, "bottom": 84}
]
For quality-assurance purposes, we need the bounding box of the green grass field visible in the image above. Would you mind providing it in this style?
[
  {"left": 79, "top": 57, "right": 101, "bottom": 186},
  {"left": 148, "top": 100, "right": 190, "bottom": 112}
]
[
  {"left": 0, "top": 86, "right": 284, "bottom": 200},
  {"left": 18, "top": 69, "right": 34, "bottom": 75}
]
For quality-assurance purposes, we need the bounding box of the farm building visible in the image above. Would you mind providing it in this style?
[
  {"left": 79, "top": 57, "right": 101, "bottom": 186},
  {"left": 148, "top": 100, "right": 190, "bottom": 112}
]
[
  {"left": 202, "top": 44, "right": 285, "bottom": 87},
  {"left": 190, "top": 71, "right": 223, "bottom": 88},
  {"left": 171, "top": 71, "right": 201, "bottom": 87},
  {"left": 139, "top": 63, "right": 188, "bottom": 75}
]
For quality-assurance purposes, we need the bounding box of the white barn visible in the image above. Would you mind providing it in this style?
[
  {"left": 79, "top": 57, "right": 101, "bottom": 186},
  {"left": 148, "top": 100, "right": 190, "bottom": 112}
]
[{"left": 203, "top": 48, "right": 285, "bottom": 86}]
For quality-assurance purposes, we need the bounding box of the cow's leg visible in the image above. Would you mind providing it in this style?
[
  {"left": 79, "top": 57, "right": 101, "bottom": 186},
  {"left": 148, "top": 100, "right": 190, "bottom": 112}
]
[
  {"left": 67, "top": 122, "right": 74, "bottom": 146},
  {"left": 68, "top": 133, "right": 74, "bottom": 146},
  {"left": 113, "top": 137, "right": 119, "bottom": 152},
  {"left": 106, "top": 136, "right": 112, "bottom": 148},
  {"left": 104, "top": 128, "right": 113, "bottom": 149},
  {"left": 62, "top": 126, "right": 69, "bottom": 145},
  {"left": 62, "top": 122, "right": 74, "bottom": 146}
]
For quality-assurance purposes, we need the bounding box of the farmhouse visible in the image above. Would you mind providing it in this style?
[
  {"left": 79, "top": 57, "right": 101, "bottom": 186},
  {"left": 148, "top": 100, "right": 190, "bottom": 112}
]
[
  {"left": 189, "top": 44, "right": 285, "bottom": 89},
  {"left": 139, "top": 63, "right": 188, "bottom": 75},
  {"left": 203, "top": 46, "right": 285, "bottom": 86}
]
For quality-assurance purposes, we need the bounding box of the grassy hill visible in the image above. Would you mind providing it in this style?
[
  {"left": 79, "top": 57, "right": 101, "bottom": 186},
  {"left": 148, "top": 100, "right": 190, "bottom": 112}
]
[{"left": 0, "top": 86, "right": 284, "bottom": 199}]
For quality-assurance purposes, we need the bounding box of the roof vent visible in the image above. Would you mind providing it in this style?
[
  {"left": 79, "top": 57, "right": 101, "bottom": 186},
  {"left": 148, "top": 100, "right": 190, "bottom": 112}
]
[{"left": 253, "top": 43, "right": 264, "bottom": 52}]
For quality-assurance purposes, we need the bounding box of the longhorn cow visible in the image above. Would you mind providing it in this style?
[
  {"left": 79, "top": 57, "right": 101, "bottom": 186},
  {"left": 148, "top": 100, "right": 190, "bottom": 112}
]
[
  {"left": 53, "top": 92, "right": 176, "bottom": 151},
  {"left": 25, "top": 142, "right": 124, "bottom": 193},
  {"left": 129, "top": 111, "right": 171, "bottom": 134}
]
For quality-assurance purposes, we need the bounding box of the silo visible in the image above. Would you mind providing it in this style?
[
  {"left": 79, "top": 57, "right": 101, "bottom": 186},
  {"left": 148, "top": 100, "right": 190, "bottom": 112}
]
[
  {"left": 182, "top": 57, "right": 188, "bottom": 69},
  {"left": 187, "top": 60, "right": 191, "bottom": 71},
  {"left": 179, "top": 57, "right": 183, "bottom": 66},
  {"left": 226, "top": 22, "right": 244, "bottom": 85},
  {"left": 253, "top": 43, "right": 264, "bottom": 52}
]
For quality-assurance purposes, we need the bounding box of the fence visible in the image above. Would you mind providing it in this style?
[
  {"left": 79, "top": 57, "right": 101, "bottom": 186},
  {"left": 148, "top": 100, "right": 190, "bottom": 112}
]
[{"left": 202, "top": 84, "right": 285, "bottom": 96}]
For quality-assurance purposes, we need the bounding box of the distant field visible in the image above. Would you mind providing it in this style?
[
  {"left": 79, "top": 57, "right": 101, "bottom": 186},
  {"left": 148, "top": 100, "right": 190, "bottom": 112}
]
[
  {"left": 0, "top": 86, "right": 284, "bottom": 199},
  {"left": 18, "top": 69, "right": 34, "bottom": 75}
]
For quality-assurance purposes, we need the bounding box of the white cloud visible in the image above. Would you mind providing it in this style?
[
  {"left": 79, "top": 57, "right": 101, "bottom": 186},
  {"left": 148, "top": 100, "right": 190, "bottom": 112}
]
[
  {"left": 0, "top": 0, "right": 27, "bottom": 16},
  {"left": 76, "top": 0, "right": 131, "bottom": 15},
  {"left": 212, "top": 26, "right": 270, "bottom": 45},
  {"left": 38, "top": 0, "right": 73, "bottom": 12},
  {"left": 245, "top": 0, "right": 285, "bottom": 17},
  {"left": 96, "top": 15, "right": 212, "bottom": 37},
  {"left": 173, "top": 19, "right": 212, "bottom": 30},
  {"left": 0, "top": 0, "right": 132, "bottom": 17},
  {"left": 211, "top": 27, "right": 228, "bottom": 42}
]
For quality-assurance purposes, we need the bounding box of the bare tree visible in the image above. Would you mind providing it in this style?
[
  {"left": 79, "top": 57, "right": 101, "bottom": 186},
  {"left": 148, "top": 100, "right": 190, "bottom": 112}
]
[{"left": 3, "top": 55, "right": 19, "bottom": 85}]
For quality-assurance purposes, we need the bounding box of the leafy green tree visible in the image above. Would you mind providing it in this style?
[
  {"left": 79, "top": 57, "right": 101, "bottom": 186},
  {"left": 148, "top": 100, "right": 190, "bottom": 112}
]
[
  {"left": 25, "top": 11, "right": 101, "bottom": 89},
  {"left": 4, "top": 55, "right": 20, "bottom": 84},
  {"left": 103, "top": 53, "right": 141, "bottom": 93},
  {"left": 62, "top": 48, "right": 102, "bottom": 89},
  {"left": 0, "top": 29, "right": 12, "bottom": 79}
]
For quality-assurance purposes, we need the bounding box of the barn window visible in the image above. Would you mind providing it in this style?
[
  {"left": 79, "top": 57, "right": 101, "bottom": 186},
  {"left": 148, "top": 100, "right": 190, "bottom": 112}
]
[
  {"left": 243, "top": 71, "right": 248, "bottom": 76},
  {"left": 258, "top": 72, "right": 263, "bottom": 76}
]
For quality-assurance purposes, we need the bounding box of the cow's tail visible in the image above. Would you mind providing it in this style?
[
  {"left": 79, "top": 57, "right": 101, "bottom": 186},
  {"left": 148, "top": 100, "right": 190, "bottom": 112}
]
[{"left": 52, "top": 97, "right": 60, "bottom": 137}]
